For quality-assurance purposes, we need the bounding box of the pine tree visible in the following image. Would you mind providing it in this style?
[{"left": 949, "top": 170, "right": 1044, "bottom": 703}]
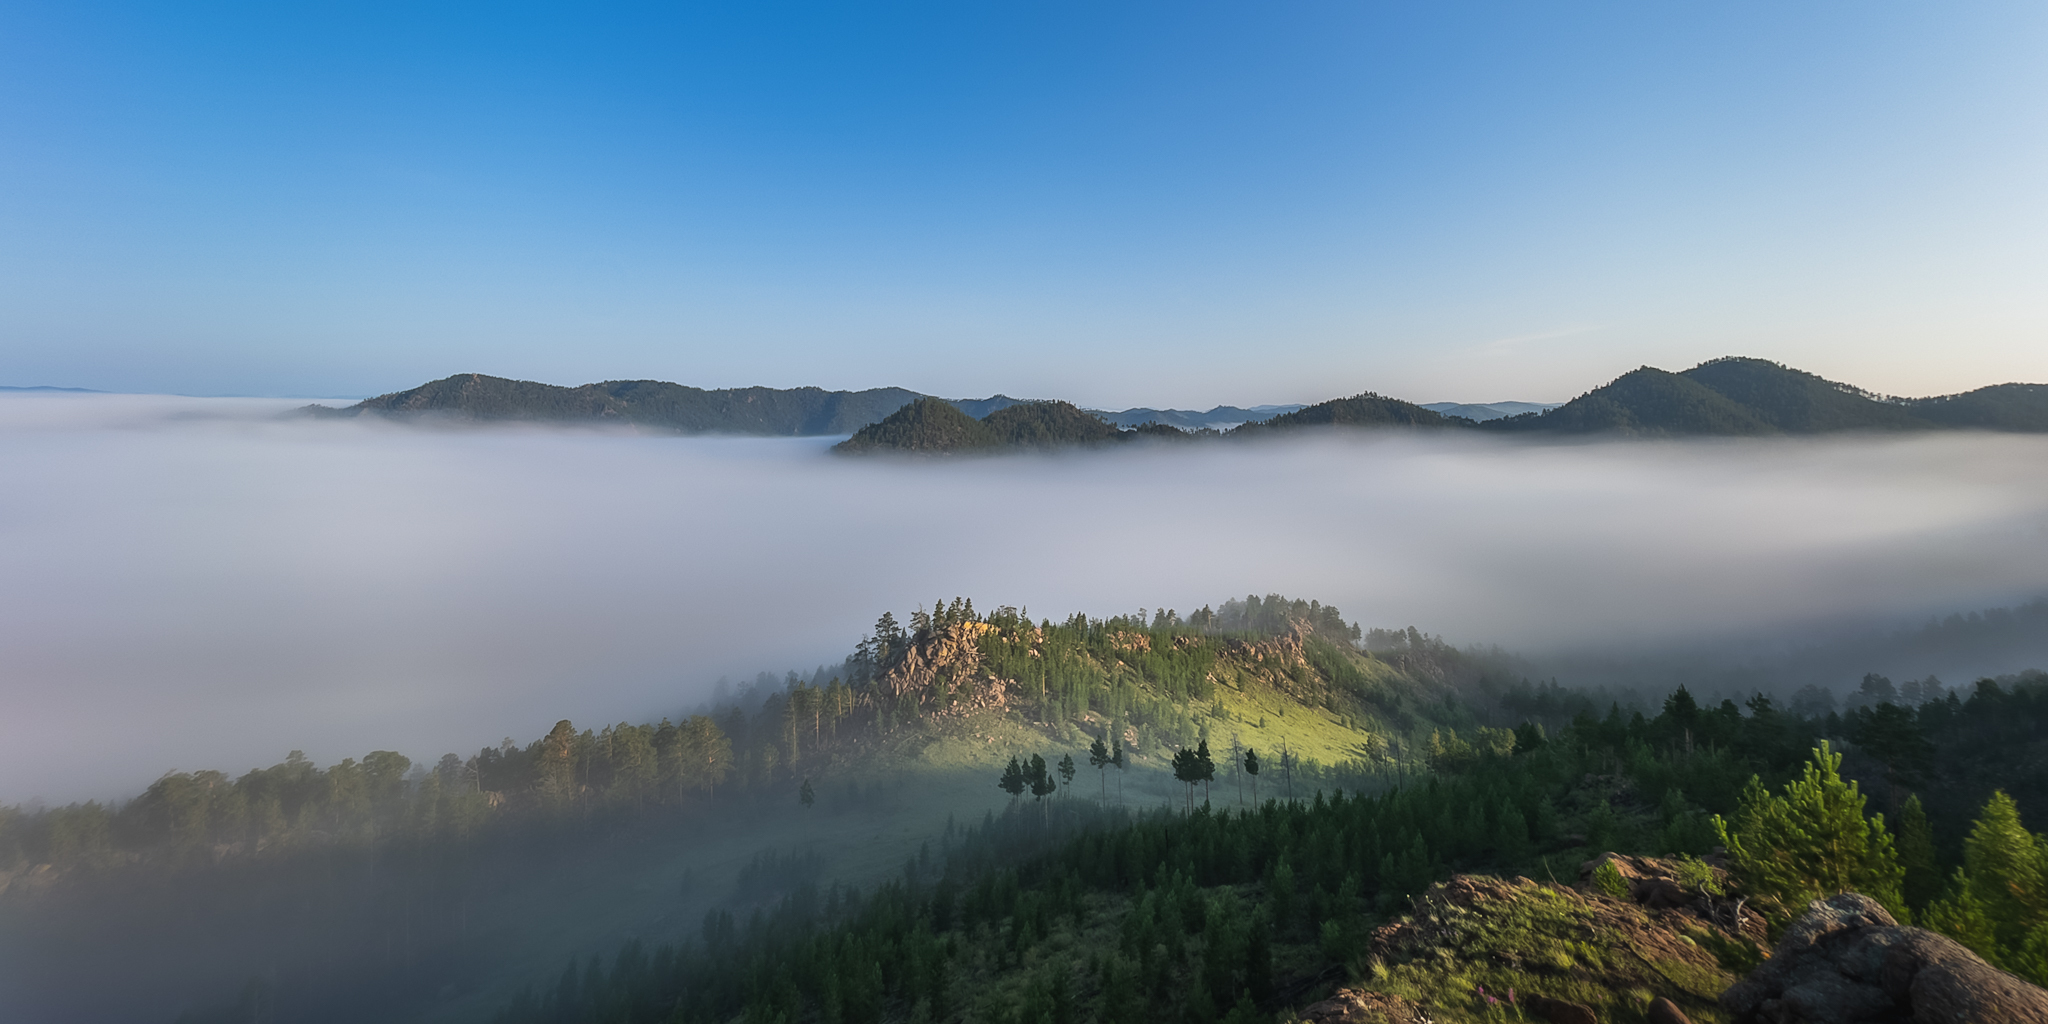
[
  {"left": 1088, "top": 736, "right": 1111, "bottom": 805},
  {"left": 998, "top": 757, "right": 1026, "bottom": 802},
  {"left": 1111, "top": 739, "right": 1125, "bottom": 807},
  {"left": 1960, "top": 791, "right": 2048, "bottom": 951},
  {"left": 1195, "top": 739, "right": 1216, "bottom": 808},
  {"left": 1029, "top": 754, "right": 1056, "bottom": 802},
  {"left": 1713, "top": 741, "right": 1906, "bottom": 920},
  {"left": 1897, "top": 794, "right": 1940, "bottom": 913},
  {"left": 1926, "top": 867, "right": 2006, "bottom": 968},
  {"left": 1243, "top": 748, "right": 1260, "bottom": 807},
  {"left": 1171, "top": 748, "right": 1200, "bottom": 813},
  {"left": 1244, "top": 912, "right": 1274, "bottom": 1002}
]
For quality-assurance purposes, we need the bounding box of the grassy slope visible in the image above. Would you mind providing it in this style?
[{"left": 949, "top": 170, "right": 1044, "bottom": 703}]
[
  {"left": 1, "top": 623, "right": 1465, "bottom": 1024},
  {"left": 437, "top": 627, "right": 1443, "bottom": 1023}
]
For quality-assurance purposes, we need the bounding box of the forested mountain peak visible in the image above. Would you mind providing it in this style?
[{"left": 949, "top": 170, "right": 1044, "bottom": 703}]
[
  {"left": 1241, "top": 391, "right": 1462, "bottom": 430},
  {"left": 1484, "top": 365, "right": 1780, "bottom": 436},
  {"left": 831, "top": 397, "right": 1000, "bottom": 452},
  {"left": 1905, "top": 382, "right": 2048, "bottom": 431},
  {"left": 836, "top": 398, "right": 1181, "bottom": 453},
  {"left": 1677, "top": 356, "right": 1929, "bottom": 432},
  {"left": 317, "top": 373, "right": 930, "bottom": 435}
]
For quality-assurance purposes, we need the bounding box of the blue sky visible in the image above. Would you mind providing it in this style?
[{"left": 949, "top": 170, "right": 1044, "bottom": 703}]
[{"left": 1, "top": 3, "right": 2043, "bottom": 407}]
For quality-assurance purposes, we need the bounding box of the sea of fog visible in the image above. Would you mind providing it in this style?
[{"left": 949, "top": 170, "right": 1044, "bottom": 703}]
[{"left": 3, "top": 393, "right": 2047, "bottom": 802}]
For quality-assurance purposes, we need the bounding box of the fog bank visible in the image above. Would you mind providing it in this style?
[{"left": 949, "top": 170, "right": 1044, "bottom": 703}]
[{"left": 4, "top": 394, "right": 2047, "bottom": 801}]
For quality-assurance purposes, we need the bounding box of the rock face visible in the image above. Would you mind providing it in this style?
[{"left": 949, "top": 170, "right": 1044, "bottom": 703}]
[{"left": 1721, "top": 892, "right": 2048, "bottom": 1024}]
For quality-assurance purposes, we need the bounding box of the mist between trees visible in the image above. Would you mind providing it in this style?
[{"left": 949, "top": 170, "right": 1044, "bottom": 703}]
[
  {"left": 10, "top": 396, "right": 2048, "bottom": 804},
  {"left": 0, "top": 595, "right": 1387, "bottom": 878},
  {"left": 8, "top": 585, "right": 2048, "bottom": 1024},
  {"left": 450, "top": 672, "right": 2048, "bottom": 1024}
]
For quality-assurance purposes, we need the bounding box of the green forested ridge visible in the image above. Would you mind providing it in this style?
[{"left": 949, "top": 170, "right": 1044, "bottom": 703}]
[
  {"left": 467, "top": 670, "right": 2048, "bottom": 1024},
  {"left": 1235, "top": 393, "right": 1463, "bottom": 431},
  {"left": 833, "top": 397, "right": 1002, "bottom": 452},
  {"left": 836, "top": 399, "right": 1167, "bottom": 453},
  {"left": 14, "top": 596, "right": 2048, "bottom": 1023},
  {"left": 1677, "top": 357, "right": 1928, "bottom": 432},
  {"left": 0, "top": 594, "right": 1414, "bottom": 882},
  {"left": 1906, "top": 382, "right": 2048, "bottom": 431},
  {"left": 314, "top": 374, "right": 932, "bottom": 435},
  {"left": 311, "top": 359, "right": 2048, "bottom": 451},
  {"left": 1483, "top": 357, "right": 2047, "bottom": 437},
  {"left": 1483, "top": 366, "right": 1778, "bottom": 436},
  {"left": 1, "top": 594, "right": 1477, "bottom": 1023},
  {"left": 981, "top": 401, "right": 1126, "bottom": 446},
  {"left": 839, "top": 357, "right": 2048, "bottom": 453}
]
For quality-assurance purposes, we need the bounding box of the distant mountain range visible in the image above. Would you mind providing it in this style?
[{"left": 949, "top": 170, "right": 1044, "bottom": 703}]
[
  {"left": 302, "top": 357, "right": 2048, "bottom": 453},
  {"left": 1420, "top": 400, "right": 1558, "bottom": 421},
  {"left": 837, "top": 357, "right": 2048, "bottom": 452},
  {"left": 301, "top": 374, "right": 1309, "bottom": 436},
  {"left": 0, "top": 385, "right": 103, "bottom": 393}
]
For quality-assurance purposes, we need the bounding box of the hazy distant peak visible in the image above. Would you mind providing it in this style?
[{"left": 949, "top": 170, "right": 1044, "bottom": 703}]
[
  {"left": 1419, "top": 400, "right": 1559, "bottom": 421},
  {"left": 1246, "top": 392, "right": 1465, "bottom": 430},
  {"left": 1090, "top": 403, "right": 1304, "bottom": 430}
]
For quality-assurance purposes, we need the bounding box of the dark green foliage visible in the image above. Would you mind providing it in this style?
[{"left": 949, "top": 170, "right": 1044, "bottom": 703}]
[
  {"left": 1000, "top": 757, "right": 1028, "bottom": 800},
  {"left": 323, "top": 373, "right": 928, "bottom": 434},
  {"left": 836, "top": 397, "right": 1001, "bottom": 452},
  {"left": 1487, "top": 366, "right": 1777, "bottom": 436},
  {"left": 1243, "top": 393, "right": 1464, "bottom": 430},
  {"left": 1906, "top": 382, "right": 2048, "bottom": 430},
  {"left": 1897, "top": 794, "right": 1941, "bottom": 913},
  {"left": 1679, "top": 356, "right": 1929, "bottom": 432},
  {"left": 318, "top": 362, "right": 2048, "bottom": 448},
  {"left": 837, "top": 399, "right": 1175, "bottom": 454},
  {"left": 1920, "top": 791, "right": 2048, "bottom": 983},
  {"left": 477, "top": 669, "right": 2048, "bottom": 1024},
  {"left": 1848, "top": 700, "right": 1935, "bottom": 798},
  {"left": 1030, "top": 755, "right": 1058, "bottom": 802},
  {"left": 1712, "top": 742, "right": 1906, "bottom": 920},
  {"left": 980, "top": 401, "right": 1122, "bottom": 446}
]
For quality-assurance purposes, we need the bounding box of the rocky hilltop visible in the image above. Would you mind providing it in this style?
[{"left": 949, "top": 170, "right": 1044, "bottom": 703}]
[{"left": 1302, "top": 868, "right": 2048, "bottom": 1024}]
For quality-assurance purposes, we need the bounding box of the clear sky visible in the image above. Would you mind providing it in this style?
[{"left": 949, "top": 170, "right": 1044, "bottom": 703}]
[{"left": 2, "top": 3, "right": 2043, "bottom": 407}]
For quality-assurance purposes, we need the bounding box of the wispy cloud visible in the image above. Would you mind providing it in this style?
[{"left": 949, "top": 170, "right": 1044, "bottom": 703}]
[{"left": 1476, "top": 324, "right": 1603, "bottom": 354}]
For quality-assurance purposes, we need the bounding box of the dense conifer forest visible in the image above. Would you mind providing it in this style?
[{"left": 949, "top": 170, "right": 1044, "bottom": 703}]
[
  {"left": 8, "top": 593, "right": 2048, "bottom": 1023},
  {"left": 469, "top": 669, "right": 2048, "bottom": 1024}
]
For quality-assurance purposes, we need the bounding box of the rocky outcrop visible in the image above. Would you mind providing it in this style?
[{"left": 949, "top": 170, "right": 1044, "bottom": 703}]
[
  {"left": 1578, "top": 851, "right": 1768, "bottom": 942},
  {"left": 1298, "top": 989, "right": 1422, "bottom": 1024},
  {"left": 1721, "top": 892, "right": 2048, "bottom": 1023},
  {"left": 1316, "top": 874, "right": 1734, "bottom": 1024},
  {"left": 874, "top": 622, "right": 1011, "bottom": 716}
]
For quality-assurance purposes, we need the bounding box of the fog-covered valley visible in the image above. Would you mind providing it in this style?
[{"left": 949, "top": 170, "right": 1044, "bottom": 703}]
[{"left": 4, "top": 393, "right": 2046, "bottom": 803}]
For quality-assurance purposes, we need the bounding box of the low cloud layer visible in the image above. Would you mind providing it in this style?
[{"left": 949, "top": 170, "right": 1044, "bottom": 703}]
[{"left": 4, "top": 394, "right": 2047, "bottom": 801}]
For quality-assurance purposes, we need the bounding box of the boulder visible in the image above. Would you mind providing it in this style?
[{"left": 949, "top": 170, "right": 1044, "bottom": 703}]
[
  {"left": 1721, "top": 892, "right": 2048, "bottom": 1023},
  {"left": 1523, "top": 993, "right": 1600, "bottom": 1024},
  {"left": 1647, "top": 996, "right": 1694, "bottom": 1024}
]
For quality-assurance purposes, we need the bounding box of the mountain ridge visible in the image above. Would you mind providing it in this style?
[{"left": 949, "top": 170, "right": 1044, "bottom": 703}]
[{"left": 302, "top": 357, "right": 2048, "bottom": 450}]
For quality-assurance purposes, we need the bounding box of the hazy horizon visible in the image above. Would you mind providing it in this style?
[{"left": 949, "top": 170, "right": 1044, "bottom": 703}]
[
  {"left": 5, "top": 6, "right": 2047, "bottom": 407},
  {"left": 5, "top": 393, "right": 2046, "bottom": 804}
]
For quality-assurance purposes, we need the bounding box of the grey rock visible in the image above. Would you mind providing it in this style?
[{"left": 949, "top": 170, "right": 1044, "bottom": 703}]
[{"left": 1721, "top": 892, "right": 2048, "bottom": 1023}]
